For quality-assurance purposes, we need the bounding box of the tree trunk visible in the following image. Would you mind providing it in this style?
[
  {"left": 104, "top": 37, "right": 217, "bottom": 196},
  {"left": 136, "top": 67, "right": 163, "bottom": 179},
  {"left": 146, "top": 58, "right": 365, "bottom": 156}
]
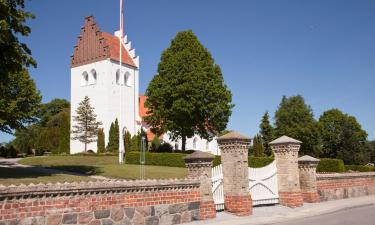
[{"left": 182, "top": 136, "right": 186, "bottom": 152}]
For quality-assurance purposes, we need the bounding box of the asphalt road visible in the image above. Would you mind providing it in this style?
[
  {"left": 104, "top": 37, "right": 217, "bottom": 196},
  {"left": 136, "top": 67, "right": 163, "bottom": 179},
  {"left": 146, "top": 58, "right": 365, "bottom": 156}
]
[{"left": 273, "top": 204, "right": 375, "bottom": 225}]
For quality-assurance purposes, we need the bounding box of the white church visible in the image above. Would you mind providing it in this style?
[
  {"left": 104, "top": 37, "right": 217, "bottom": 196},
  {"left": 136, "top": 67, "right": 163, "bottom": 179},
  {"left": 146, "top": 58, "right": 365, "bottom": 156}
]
[{"left": 70, "top": 16, "right": 219, "bottom": 155}]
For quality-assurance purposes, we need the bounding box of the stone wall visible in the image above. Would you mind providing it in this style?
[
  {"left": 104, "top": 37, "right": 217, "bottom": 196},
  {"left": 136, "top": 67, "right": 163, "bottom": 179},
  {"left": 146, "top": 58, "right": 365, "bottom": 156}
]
[
  {"left": 0, "top": 179, "right": 203, "bottom": 225},
  {"left": 317, "top": 172, "right": 375, "bottom": 201}
]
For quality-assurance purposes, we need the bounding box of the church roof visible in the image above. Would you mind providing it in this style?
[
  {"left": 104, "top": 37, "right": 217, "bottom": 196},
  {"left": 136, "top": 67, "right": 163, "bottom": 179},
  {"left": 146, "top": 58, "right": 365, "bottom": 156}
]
[
  {"left": 70, "top": 16, "right": 137, "bottom": 68},
  {"left": 139, "top": 95, "right": 148, "bottom": 119}
]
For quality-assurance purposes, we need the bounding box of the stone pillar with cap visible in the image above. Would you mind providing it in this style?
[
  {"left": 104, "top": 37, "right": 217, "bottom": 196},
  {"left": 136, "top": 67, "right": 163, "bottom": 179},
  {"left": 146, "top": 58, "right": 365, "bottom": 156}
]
[
  {"left": 184, "top": 151, "right": 216, "bottom": 220},
  {"left": 270, "top": 135, "right": 304, "bottom": 207},
  {"left": 217, "top": 131, "right": 252, "bottom": 216},
  {"left": 298, "top": 155, "right": 320, "bottom": 203}
]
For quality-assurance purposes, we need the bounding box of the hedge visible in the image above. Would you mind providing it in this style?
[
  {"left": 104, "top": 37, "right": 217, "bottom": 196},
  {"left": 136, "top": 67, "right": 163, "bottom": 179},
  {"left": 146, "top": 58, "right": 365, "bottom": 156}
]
[
  {"left": 316, "top": 158, "right": 345, "bottom": 173},
  {"left": 126, "top": 152, "right": 187, "bottom": 167},
  {"left": 125, "top": 152, "right": 275, "bottom": 168},
  {"left": 345, "top": 165, "right": 375, "bottom": 172}
]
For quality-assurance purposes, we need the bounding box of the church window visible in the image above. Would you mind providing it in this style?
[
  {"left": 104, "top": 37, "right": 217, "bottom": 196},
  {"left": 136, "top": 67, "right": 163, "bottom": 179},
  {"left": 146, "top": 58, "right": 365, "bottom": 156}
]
[
  {"left": 116, "top": 69, "right": 121, "bottom": 85},
  {"left": 81, "top": 71, "right": 89, "bottom": 86},
  {"left": 124, "top": 72, "right": 131, "bottom": 86},
  {"left": 193, "top": 137, "right": 198, "bottom": 150},
  {"left": 90, "top": 69, "right": 97, "bottom": 85}
]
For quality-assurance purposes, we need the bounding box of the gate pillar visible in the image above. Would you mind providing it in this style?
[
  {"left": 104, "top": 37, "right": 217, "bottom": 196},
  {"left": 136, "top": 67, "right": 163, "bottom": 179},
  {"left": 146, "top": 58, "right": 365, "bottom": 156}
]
[
  {"left": 298, "top": 155, "right": 320, "bottom": 203},
  {"left": 184, "top": 151, "right": 216, "bottom": 220},
  {"left": 217, "top": 131, "right": 252, "bottom": 216},
  {"left": 270, "top": 136, "right": 304, "bottom": 207}
]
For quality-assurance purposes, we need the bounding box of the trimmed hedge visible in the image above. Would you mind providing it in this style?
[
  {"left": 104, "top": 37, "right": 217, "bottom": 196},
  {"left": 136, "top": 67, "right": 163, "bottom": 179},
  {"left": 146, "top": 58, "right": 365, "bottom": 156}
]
[
  {"left": 317, "top": 158, "right": 345, "bottom": 173},
  {"left": 345, "top": 165, "right": 375, "bottom": 172},
  {"left": 126, "top": 152, "right": 187, "bottom": 167},
  {"left": 125, "top": 152, "right": 275, "bottom": 168}
]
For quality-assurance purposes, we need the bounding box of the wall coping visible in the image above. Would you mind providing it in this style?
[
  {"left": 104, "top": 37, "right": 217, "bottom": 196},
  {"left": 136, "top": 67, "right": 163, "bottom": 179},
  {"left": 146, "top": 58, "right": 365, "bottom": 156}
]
[
  {"left": 0, "top": 179, "right": 200, "bottom": 200},
  {"left": 317, "top": 172, "right": 375, "bottom": 181}
]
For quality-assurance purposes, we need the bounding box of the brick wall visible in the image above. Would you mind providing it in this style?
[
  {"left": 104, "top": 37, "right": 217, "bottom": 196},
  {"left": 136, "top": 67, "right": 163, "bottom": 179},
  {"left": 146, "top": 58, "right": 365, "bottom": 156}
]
[
  {"left": 317, "top": 172, "right": 375, "bottom": 201},
  {"left": 0, "top": 179, "right": 204, "bottom": 225}
]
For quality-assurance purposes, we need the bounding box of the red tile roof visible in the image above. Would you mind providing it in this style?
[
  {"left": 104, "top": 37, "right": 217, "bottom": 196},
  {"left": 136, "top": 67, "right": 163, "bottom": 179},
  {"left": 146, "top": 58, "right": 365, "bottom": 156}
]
[
  {"left": 101, "top": 32, "right": 137, "bottom": 68},
  {"left": 139, "top": 95, "right": 163, "bottom": 141}
]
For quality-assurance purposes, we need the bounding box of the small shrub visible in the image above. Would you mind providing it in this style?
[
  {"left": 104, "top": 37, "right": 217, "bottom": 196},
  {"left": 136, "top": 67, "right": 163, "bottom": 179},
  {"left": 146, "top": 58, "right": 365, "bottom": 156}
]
[
  {"left": 213, "top": 156, "right": 221, "bottom": 167},
  {"left": 317, "top": 158, "right": 345, "bottom": 173},
  {"left": 345, "top": 165, "right": 375, "bottom": 172},
  {"left": 6, "top": 146, "right": 18, "bottom": 158}
]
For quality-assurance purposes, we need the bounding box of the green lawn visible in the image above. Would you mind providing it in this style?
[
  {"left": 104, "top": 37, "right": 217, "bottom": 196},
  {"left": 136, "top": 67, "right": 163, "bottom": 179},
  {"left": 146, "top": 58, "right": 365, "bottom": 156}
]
[
  {"left": 18, "top": 155, "right": 187, "bottom": 180},
  {"left": 0, "top": 167, "right": 94, "bottom": 186}
]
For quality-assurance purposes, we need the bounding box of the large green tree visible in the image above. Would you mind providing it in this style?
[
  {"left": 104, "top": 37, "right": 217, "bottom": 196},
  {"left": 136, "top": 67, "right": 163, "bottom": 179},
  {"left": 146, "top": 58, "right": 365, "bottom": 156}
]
[
  {"left": 252, "top": 134, "right": 265, "bottom": 157},
  {"left": 97, "top": 128, "right": 105, "bottom": 154},
  {"left": 259, "top": 111, "right": 274, "bottom": 156},
  {"left": 274, "top": 95, "right": 321, "bottom": 156},
  {"left": 38, "top": 98, "right": 70, "bottom": 126},
  {"left": 145, "top": 30, "right": 233, "bottom": 151},
  {"left": 71, "top": 96, "right": 102, "bottom": 152},
  {"left": 368, "top": 141, "right": 375, "bottom": 164},
  {"left": 319, "top": 109, "right": 368, "bottom": 164},
  {"left": 0, "top": 0, "right": 41, "bottom": 133}
]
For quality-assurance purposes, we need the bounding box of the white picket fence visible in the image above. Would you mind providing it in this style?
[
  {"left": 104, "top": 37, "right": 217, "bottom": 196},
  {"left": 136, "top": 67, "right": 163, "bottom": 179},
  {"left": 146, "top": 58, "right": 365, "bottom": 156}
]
[{"left": 212, "top": 161, "right": 279, "bottom": 211}]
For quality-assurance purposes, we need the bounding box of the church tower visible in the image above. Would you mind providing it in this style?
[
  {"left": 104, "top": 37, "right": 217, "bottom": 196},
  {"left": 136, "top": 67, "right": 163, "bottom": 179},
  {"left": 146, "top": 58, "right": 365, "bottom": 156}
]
[{"left": 70, "top": 16, "right": 140, "bottom": 153}]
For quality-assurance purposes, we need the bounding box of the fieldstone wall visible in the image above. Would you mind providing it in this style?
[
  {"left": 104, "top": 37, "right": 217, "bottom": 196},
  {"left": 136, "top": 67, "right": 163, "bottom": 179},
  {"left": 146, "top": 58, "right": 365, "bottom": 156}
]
[
  {"left": 0, "top": 179, "right": 202, "bottom": 225},
  {"left": 317, "top": 172, "right": 375, "bottom": 201}
]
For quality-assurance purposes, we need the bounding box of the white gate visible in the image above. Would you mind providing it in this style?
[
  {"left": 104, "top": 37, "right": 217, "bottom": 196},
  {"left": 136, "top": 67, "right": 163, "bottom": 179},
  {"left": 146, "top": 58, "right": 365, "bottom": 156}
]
[{"left": 211, "top": 160, "right": 279, "bottom": 210}]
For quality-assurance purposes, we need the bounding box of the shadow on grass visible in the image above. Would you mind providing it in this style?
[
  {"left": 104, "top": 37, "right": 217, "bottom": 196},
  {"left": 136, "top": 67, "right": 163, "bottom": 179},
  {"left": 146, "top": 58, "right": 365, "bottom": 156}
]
[{"left": 0, "top": 165, "right": 102, "bottom": 179}]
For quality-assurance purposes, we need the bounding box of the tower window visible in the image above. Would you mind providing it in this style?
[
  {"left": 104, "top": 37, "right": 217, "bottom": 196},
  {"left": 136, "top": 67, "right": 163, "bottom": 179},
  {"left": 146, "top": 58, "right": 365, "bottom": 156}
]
[
  {"left": 116, "top": 69, "right": 121, "bottom": 85},
  {"left": 90, "top": 69, "right": 97, "bottom": 85},
  {"left": 124, "top": 72, "right": 131, "bottom": 86},
  {"left": 81, "top": 71, "right": 89, "bottom": 86}
]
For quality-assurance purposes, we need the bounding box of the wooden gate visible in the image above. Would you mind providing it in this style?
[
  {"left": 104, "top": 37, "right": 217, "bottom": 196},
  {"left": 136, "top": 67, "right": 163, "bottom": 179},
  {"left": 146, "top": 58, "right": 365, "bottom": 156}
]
[{"left": 212, "top": 161, "right": 279, "bottom": 210}]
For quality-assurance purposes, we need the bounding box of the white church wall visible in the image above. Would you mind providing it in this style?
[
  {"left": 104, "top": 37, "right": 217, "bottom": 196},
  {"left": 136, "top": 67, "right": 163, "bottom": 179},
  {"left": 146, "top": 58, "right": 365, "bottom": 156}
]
[
  {"left": 70, "top": 59, "right": 139, "bottom": 154},
  {"left": 162, "top": 133, "right": 220, "bottom": 155}
]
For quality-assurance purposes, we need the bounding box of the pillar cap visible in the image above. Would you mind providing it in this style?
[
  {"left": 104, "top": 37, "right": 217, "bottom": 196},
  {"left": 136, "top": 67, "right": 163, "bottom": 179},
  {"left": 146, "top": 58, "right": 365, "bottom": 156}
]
[
  {"left": 217, "top": 131, "right": 251, "bottom": 142},
  {"left": 269, "top": 135, "right": 302, "bottom": 145},
  {"left": 184, "top": 151, "right": 214, "bottom": 163},
  {"left": 298, "top": 155, "right": 320, "bottom": 163}
]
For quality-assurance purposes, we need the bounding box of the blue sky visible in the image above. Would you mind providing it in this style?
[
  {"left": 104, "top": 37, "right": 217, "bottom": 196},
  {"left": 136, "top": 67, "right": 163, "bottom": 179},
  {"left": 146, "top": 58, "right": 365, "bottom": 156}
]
[{"left": 1, "top": 0, "right": 375, "bottom": 142}]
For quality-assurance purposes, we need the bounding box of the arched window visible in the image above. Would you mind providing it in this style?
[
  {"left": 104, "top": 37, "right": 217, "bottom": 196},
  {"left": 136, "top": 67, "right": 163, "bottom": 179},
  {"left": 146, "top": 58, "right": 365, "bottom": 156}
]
[
  {"left": 81, "top": 71, "right": 89, "bottom": 86},
  {"left": 124, "top": 72, "right": 131, "bottom": 86},
  {"left": 116, "top": 69, "right": 121, "bottom": 85},
  {"left": 90, "top": 69, "right": 97, "bottom": 85},
  {"left": 193, "top": 137, "right": 198, "bottom": 150}
]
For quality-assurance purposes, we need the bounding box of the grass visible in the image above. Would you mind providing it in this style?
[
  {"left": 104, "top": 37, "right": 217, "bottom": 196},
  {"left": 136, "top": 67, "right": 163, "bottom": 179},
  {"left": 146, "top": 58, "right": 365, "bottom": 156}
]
[
  {"left": 18, "top": 155, "right": 187, "bottom": 180},
  {"left": 0, "top": 167, "right": 93, "bottom": 186}
]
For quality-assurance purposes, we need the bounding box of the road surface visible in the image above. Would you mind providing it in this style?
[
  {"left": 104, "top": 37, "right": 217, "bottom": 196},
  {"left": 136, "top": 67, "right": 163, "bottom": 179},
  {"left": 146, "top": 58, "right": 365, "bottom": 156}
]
[{"left": 273, "top": 204, "right": 375, "bottom": 225}]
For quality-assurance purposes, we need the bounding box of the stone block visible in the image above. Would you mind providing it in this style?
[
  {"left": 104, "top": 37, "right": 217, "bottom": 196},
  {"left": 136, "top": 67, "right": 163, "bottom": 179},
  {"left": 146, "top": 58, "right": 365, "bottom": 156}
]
[
  {"left": 187, "top": 202, "right": 200, "bottom": 210},
  {"left": 94, "top": 210, "right": 110, "bottom": 219},
  {"left": 136, "top": 206, "right": 151, "bottom": 217},
  {"left": 46, "top": 215, "right": 62, "bottom": 225},
  {"left": 124, "top": 208, "right": 135, "bottom": 220},
  {"left": 101, "top": 219, "right": 114, "bottom": 225},
  {"left": 144, "top": 216, "right": 159, "bottom": 225},
  {"left": 62, "top": 213, "right": 77, "bottom": 224},
  {"left": 110, "top": 208, "right": 124, "bottom": 221},
  {"left": 19, "top": 217, "right": 45, "bottom": 225},
  {"left": 78, "top": 212, "right": 93, "bottom": 224},
  {"left": 168, "top": 203, "right": 187, "bottom": 214},
  {"left": 132, "top": 211, "right": 144, "bottom": 225}
]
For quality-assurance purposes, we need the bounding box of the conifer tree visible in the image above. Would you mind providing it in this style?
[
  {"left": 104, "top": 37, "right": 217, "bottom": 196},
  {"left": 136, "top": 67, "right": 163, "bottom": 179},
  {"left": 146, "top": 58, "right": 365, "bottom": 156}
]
[
  {"left": 106, "top": 118, "right": 119, "bottom": 153},
  {"left": 253, "top": 134, "right": 265, "bottom": 157},
  {"left": 123, "top": 131, "right": 132, "bottom": 153},
  {"left": 145, "top": 30, "right": 233, "bottom": 151},
  {"left": 259, "top": 111, "right": 274, "bottom": 156},
  {"left": 71, "top": 96, "right": 102, "bottom": 152},
  {"left": 97, "top": 128, "right": 105, "bottom": 154}
]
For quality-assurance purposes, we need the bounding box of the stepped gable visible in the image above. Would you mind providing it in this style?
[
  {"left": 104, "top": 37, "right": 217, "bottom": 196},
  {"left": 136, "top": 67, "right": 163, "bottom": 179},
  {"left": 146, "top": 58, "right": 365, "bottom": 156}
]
[{"left": 70, "top": 16, "right": 136, "bottom": 68}]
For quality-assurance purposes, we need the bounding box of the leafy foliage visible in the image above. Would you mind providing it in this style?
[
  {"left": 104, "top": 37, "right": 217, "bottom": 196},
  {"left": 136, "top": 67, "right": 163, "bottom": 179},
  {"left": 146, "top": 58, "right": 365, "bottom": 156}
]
[
  {"left": 126, "top": 152, "right": 187, "bottom": 167},
  {"left": 259, "top": 111, "right": 274, "bottom": 156},
  {"left": 316, "top": 158, "right": 345, "bottom": 173},
  {"left": 319, "top": 109, "right": 369, "bottom": 165},
  {"left": 145, "top": 30, "right": 233, "bottom": 151},
  {"left": 150, "top": 136, "right": 161, "bottom": 152},
  {"left": 212, "top": 155, "right": 274, "bottom": 168},
  {"left": 345, "top": 165, "right": 375, "bottom": 172},
  {"left": 71, "top": 96, "right": 102, "bottom": 152},
  {"left": 123, "top": 130, "right": 132, "bottom": 153},
  {"left": 97, "top": 128, "right": 105, "bottom": 154},
  {"left": 0, "top": 0, "right": 41, "bottom": 134},
  {"left": 11, "top": 99, "right": 70, "bottom": 155},
  {"left": 106, "top": 119, "right": 119, "bottom": 153},
  {"left": 274, "top": 95, "right": 322, "bottom": 156}
]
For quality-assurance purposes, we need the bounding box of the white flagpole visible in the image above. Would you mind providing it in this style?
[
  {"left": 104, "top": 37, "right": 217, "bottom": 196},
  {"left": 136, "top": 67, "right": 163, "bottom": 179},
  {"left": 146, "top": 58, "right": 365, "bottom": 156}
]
[{"left": 119, "top": 0, "right": 124, "bottom": 164}]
